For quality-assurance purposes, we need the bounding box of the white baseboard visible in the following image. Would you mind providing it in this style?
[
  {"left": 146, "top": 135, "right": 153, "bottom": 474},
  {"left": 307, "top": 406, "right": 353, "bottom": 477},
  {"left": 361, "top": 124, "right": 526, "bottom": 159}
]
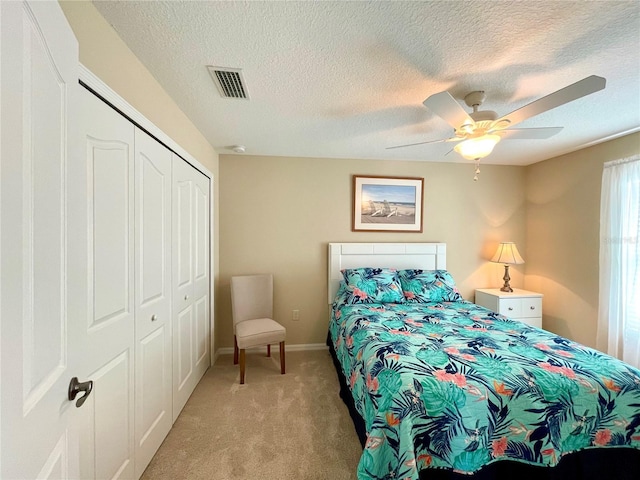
[
  {"left": 213, "top": 342, "right": 328, "bottom": 363},
  {"left": 212, "top": 349, "right": 221, "bottom": 365}
]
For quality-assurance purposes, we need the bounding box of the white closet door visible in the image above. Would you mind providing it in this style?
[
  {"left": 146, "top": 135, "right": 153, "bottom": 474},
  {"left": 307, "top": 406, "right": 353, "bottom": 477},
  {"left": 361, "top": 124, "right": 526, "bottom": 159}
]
[
  {"left": 193, "top": 168, "right": 211, "bottom": 382},
  {"left": 0, "top": 1, "right": 84, "bottom": 478},
  {"left": 172, "top": 155, "right": 210, "bottom": 420},
  {"left": 78, "top": 88, "right": 136, "bottom": 480},
  {"left": 172, "top": 156, "right": 195, "bottom": 420},
  {"left": 134, "top": 129, "right": 172, "bottom": 477}
]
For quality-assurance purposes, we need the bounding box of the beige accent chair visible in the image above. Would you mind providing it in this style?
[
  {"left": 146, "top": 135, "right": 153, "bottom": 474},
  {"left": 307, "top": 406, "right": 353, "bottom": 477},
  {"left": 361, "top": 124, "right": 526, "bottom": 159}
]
[{"left": 230, "top": 274, "right": 286, "bottom": 384}]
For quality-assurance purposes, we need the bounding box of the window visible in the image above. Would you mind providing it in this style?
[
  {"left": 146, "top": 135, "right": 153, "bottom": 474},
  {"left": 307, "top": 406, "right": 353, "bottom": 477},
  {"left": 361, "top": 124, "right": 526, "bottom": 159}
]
[{"left": 597, "top": 155, "right": 640, "bottom": 368}]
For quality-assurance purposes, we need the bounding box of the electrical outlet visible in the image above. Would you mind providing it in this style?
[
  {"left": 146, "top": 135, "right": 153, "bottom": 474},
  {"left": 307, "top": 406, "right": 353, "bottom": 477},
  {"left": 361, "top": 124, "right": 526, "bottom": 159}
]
[{"left": 292, "top": 309, "right": 300, "bottom": 321}]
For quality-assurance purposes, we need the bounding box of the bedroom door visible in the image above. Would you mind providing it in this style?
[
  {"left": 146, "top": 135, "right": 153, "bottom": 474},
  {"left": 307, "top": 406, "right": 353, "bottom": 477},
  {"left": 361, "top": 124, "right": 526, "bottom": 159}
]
[{"left": 1, "top": 0, "right": 84, "bottom": 478}]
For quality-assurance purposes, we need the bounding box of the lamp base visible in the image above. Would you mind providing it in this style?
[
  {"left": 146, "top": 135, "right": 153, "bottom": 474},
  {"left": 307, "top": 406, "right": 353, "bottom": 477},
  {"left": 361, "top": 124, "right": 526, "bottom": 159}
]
[{"left": 500, "top": 265, "right": 513, "bottom": 292}]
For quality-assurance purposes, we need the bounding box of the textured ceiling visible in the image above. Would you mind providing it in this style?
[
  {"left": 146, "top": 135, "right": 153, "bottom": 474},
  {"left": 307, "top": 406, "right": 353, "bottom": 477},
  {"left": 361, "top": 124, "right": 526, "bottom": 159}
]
[{"left": 94, "top": 0, "right": 640, "bottom": 166}]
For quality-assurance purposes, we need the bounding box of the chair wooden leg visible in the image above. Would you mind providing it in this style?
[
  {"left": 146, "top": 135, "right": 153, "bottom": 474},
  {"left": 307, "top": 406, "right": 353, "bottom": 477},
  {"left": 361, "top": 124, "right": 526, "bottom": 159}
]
[
  {"left": 233, "top": 336, "right": 239, "bottom": 365},
  {"left": 267, "top": 344, "right": 271, "bottom": 357},
  {"left": 279, "top": 341, "right": 286, "bottom": 374},
  {"left": 239, "top": 348, "right": 246, "bottom": 384}
]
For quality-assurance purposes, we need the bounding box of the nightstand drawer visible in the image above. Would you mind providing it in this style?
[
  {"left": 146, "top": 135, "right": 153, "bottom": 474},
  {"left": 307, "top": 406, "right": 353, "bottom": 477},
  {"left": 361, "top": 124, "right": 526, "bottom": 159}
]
[
  {"left": 475, "top": 288, "right": 544, "bottom": 330},
  {"left": 498, "top": 299, "right": 522, "bottom": 318},
  {"left": 521, "top": 298, "right": 542, "bottom": 318}
]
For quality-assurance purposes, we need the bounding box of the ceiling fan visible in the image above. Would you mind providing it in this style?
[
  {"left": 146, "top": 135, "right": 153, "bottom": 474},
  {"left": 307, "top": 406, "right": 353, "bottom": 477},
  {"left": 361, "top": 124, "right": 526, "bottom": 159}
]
[{"left": 388, "top": 75, "right": 606, "bottom": 180}]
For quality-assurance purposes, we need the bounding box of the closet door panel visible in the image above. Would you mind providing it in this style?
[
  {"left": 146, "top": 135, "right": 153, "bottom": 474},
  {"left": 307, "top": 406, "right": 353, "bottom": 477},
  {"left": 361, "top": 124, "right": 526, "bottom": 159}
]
[
  {"left": 134, "top": 129, "right": 172, "bottom": 338},
  {"left": 139, "top": 158, "right": 165, "bottom": 313},
  {"left": 91, "top": 352, "right": 132, "bottom": 480},
  {"left": 134, "top": 128, "right": 173, "bottom": 477},
  {"left": 136, "top": 326, "right": 168, "bottom": 465},
  {"left": 193, "top": 176, "right": 210, "bottom": 375},
  {"left": 92, "top": 142, "right": 130, "bottom": 325},
  {"left": 195, "top": 295, "right": 209, "bottom": 367},
  {"left": 79, "top": 88, "right": 135, "bottom": 480},
  {"left": 175, "top": 179, "right": 193, "bottom": 302},
  {"left": 194, "top": 180, "right": 209, "bottom": 289},
  {"left": 176, "top": 305, "right": 194, "bottom": 391}
]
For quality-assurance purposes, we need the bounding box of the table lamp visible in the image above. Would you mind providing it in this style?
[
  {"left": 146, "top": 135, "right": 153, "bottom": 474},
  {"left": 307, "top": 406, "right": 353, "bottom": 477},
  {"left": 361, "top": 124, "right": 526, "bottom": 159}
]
[{"left": 491, "top": 242, "right": 524, "bottom": 292}]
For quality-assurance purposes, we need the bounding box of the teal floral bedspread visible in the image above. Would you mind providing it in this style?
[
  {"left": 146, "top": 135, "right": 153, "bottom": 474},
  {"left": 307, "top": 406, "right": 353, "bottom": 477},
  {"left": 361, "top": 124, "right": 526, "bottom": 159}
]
[{"left": 329, "top": 298, "right": 640, "bottom": 479}]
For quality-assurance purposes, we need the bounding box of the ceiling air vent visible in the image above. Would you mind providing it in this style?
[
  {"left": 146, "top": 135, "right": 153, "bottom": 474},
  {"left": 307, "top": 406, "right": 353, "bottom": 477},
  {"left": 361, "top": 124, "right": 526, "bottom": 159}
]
[{"left": 207, "top": 66, "right": 249, "bottom": 99}]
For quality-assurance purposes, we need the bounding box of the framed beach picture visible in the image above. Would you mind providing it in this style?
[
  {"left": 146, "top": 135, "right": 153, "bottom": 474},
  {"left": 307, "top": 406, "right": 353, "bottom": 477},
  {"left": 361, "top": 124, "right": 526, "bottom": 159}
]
[{"left": 352, "top": 175, "right": 424, "bottom": 232}]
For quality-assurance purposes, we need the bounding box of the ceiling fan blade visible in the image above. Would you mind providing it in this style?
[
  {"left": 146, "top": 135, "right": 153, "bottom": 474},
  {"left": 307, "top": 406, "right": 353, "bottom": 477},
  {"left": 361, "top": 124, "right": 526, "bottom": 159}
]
[
  {"left": 386, "top": 136, "right": 460, "bottom": 150},
  {"left": 495, "top": 75, "right": 606, "bottom": 127},
  {"left": 497, "top": 127, "right": 563, "bottom": 140},
  {"left": 423, "top": 91, "right": 475, "bottom": 131}
]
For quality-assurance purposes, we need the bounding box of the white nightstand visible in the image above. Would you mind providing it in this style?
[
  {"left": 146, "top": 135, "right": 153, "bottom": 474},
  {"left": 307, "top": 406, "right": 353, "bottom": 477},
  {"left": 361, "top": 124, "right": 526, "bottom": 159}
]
[{"left": 475, "top": 288, "right": 543, "bottom": 329}]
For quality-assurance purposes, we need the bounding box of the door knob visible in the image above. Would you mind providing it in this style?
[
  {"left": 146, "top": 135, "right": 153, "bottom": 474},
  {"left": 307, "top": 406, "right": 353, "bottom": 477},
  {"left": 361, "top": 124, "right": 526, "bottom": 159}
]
[
  {"left": 151, "top": 314, "right": 158, "bottom": 321},
  {"left": 184, "top": 295, "right": 189, "bottom": 300},
  {"left": 68, "top": 377, "right": 93, "bottom": 408}
]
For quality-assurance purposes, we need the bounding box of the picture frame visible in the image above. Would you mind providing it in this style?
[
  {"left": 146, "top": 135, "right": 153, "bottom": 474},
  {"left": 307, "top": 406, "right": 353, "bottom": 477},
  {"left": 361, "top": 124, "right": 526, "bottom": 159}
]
[{"left": 352, "top": 175, "right": 424, "bottom": 232}]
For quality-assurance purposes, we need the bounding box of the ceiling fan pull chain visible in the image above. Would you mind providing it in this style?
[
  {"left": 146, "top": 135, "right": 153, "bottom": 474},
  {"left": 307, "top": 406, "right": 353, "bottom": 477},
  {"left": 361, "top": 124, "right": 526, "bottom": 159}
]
[{"left": 474, "top": 159, "right": 481, "bottom": 181}]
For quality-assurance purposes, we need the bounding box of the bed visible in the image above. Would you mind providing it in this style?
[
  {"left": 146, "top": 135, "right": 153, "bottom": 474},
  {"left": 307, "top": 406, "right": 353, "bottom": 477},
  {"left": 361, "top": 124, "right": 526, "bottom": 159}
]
[{"left": 327, "top": 243, "right": 640, "bottom": 480}]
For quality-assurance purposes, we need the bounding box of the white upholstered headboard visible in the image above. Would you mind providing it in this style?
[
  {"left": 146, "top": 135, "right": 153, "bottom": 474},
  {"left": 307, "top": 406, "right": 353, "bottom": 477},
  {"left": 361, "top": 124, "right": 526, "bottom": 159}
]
[{"left": 327, "top": 243, "right": 447, "bottom": 303}]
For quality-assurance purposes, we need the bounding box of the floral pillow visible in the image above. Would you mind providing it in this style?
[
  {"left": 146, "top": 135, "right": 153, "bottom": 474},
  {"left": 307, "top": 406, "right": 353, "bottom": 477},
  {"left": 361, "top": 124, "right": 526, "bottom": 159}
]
[
  {"left": 398, "top": 269, "right": 463, "bottom": 303},
  {"left": 340, "top": 267, "right": 405, "bottom": 304}
]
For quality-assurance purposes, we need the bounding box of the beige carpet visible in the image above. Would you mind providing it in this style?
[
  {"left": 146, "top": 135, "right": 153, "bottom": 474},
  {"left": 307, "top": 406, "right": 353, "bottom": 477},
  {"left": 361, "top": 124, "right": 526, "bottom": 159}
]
[{"left": 141, "top": 349, "right": 363, "bottom": 479}]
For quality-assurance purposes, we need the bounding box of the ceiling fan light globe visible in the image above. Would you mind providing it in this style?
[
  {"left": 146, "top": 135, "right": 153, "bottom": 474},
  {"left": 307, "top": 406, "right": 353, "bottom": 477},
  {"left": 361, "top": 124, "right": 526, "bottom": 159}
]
[{"left": 453, "top": 134, "right": 501, "bottom": 160}]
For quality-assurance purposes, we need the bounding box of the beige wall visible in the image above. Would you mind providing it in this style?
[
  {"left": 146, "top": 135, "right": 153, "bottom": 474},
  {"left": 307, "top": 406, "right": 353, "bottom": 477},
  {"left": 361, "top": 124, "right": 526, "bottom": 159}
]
[
  {"left": 218, "top": 156, "right": 526, "bottom": 348},
  {"left": 59, "top": 1, "right": 221, "bottom": 349},
  {"left": 525, "top": 132, "right": 640, "bottom": 348}
]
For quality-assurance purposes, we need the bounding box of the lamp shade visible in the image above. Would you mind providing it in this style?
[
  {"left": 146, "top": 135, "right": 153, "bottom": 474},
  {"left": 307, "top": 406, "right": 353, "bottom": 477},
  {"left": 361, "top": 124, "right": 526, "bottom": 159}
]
[
  {"left": 453, "top": 134, "right": 501, "bottom": 160},
  {"left": 491, "top": 242, "right": 525, "bottom": 265}
]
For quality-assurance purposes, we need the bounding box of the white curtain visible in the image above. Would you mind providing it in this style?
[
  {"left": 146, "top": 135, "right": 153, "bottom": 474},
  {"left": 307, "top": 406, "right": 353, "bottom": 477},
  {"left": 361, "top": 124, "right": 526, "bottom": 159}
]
[{"left": 597, "top": 155, "right": 640, "bottom": 368}]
